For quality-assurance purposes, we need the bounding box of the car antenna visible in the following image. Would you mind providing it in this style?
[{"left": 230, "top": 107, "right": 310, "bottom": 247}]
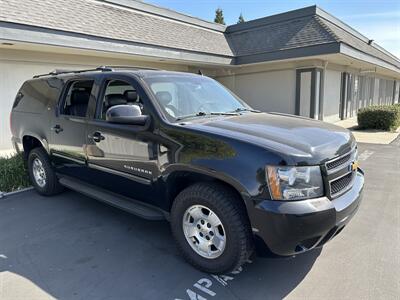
[{"left": 198, "top": 70, "right": 203, "bottom": 76}]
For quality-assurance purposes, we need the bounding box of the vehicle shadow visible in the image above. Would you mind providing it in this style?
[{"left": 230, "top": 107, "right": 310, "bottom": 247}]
[
  {"left": 221, "top": 249, "right": 321, "bottom": 300},
  {"left": 0, "top": 190, "right": 320, "bottom": 300}
]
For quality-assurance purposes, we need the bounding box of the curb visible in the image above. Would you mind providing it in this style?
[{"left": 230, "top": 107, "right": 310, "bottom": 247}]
[{"left": 0, "top": 186, "right": 34, "bottom": 199}]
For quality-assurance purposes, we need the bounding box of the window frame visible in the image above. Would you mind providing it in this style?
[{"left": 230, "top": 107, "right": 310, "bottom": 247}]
[{"left": 94, "top": 75, "right": 149, "bottom": 122}]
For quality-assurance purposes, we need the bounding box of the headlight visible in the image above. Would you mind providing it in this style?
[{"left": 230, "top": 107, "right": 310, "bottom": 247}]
[{"left": 266, "top": 166, "right": 324, "bottom": 200}]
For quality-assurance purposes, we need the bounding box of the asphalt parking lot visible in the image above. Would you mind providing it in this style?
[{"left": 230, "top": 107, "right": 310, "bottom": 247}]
[{"left": 0, "top": 141, "right": 399, "bottom": 300}]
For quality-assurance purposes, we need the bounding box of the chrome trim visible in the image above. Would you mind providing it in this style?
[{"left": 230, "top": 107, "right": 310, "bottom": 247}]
[
  {"left": 325, "top": 147, "right": 356, "bottom": 175},
  {"left": 88, "top": 163, "right": 151, "bottom": 185},
  {"left": 52, "top": 152, "right": 86, "bottom": 164}
]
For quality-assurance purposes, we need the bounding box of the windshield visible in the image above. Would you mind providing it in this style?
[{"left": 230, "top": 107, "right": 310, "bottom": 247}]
[{"left": 143, "top": 75, "right": 252, "bottom": 121}]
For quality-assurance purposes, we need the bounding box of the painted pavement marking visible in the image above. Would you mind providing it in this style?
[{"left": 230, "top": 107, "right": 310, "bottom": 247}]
[
  {"left": 358, "top": 150, "right": 374, "bottom": 161},
  {"left": 175, "top": 260, "right": 252, "bottom": 300}
]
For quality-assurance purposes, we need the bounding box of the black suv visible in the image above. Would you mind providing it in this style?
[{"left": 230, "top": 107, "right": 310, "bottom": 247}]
[{"left": 10, "top": 66, "right": 364, "bottom": 274}]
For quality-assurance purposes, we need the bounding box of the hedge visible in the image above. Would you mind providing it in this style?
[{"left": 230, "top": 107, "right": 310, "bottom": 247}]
[
  {"left": 358, "top": 104, "right": 400, "bottom": 131},
  {"left": 0, "top": 153, "right": 30, "bottom": 193}
]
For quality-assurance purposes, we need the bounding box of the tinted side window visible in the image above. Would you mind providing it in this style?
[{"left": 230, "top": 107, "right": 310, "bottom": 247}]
[
  {"left": 13, "top": 78, "right": 64, "bottom": 113},
  {"left": 60, "top": 80, "right": 94, "bottom": 117}
]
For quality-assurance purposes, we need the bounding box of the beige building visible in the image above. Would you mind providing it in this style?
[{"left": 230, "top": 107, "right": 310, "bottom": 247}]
[{"left": 1, "top": 0, "right": 399, "bottom": 150}]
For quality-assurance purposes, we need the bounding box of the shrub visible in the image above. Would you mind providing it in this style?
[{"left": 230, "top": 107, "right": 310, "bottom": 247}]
[
  {"left": 0, "top": 153, "right": 30, "bottom": 193},
  {"left": 357, "top": 104, "right": 400, "bottom": 131}
]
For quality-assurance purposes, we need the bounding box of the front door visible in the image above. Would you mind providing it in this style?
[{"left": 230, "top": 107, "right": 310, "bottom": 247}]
[
  {"left": 85, "top": 74, "right": 161, "bottom": 205},
  {"left": 50, "top": 77, "right": 96, "bottom": 179},
  {"left": 296, "top": 68, "right": 323, "bottom": 120}
]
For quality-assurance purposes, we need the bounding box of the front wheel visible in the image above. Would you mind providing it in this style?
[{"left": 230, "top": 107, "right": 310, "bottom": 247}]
[
  {"left": 170, "top": 182, "right": 253, "bottom": 274},
  {"left": 28, "top": 148, "right": 63, "bottom": 196}
]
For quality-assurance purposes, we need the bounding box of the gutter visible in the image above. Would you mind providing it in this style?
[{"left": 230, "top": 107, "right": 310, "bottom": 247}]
[{"left": 340, "top": 43, "right": 400, "bottom": 75}]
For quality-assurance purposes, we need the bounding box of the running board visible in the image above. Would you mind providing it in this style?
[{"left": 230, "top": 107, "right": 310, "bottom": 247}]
[{"left": 59, "top": 176, "right": 166, "bottom": 220}]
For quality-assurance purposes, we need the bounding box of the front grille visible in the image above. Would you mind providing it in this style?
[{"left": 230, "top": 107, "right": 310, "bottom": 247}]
[
  {"left": 326, "top": 153, "right": 352, "bottom": 171},
  {"left": 330, "top": 171, "right": 355, "bottom": 197},
  {"left": 325, "top": 148, "right": 358, "bottom": 199}
]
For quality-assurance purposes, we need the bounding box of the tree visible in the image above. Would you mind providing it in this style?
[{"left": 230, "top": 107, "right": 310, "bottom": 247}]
[
  {"left": 237, "top": 13, "right": 245, "bottom": 24},
  {"left": 214, "top": 8, "right": 225, "bottom": 25}
]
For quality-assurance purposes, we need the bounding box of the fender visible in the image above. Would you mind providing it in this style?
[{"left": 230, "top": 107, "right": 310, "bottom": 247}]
[
  {"left": 163, "top": 163, "right": 252, "bottom": 199},
  {"left": 21, "top": 131, "right": 50, "bottom": 154}
]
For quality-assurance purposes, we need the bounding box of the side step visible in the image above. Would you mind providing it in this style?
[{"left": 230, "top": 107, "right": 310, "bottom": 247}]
[{"left": 59, "top": 176, "right": 166, "bottom": 220}]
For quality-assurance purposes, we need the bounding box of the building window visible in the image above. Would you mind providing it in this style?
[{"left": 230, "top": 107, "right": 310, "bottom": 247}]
[{"left": 340, "top": 73, "right": 396, "bottom": 120}]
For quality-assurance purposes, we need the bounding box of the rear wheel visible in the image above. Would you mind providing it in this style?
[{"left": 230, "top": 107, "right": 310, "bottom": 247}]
[
  {"left": 171, "top": 182, "right": 253, "bottom": 274},
  {"left": 28, "top": 148, "right": 63, "bottom": 196}
]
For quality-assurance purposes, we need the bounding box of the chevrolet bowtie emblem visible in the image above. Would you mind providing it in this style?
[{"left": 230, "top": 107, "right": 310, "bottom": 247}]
[{"left": 351, "top": 161, "right": 359, "bottom": 171}]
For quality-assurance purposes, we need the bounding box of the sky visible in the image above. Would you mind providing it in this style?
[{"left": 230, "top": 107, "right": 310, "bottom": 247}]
[{"left": 146, "top": 0, "right": 400, "bottom": 59}]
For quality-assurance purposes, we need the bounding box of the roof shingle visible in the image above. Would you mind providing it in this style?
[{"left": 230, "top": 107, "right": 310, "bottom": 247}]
[
  {"left": 226, "top": 15, "right": 337, "bottom": 57},
  {"left": 0, "top": 0, "right": 233, "bottom": 56}
]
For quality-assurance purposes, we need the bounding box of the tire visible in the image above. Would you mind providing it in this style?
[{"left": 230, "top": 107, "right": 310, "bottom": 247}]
[
  {"left": 28, "top": 147, "right": 64, "bottom": 196},
  {"left": 171, "top": 182, "right": 254, "bottom": 274}
]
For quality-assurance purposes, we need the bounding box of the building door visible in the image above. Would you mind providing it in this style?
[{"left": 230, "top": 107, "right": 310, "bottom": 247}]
[
  {"left": 341, "top": 73, "right": 358, "bottom": 119},
  {"left": 296, "top": 68, "right": 323, "bottom": 119},
  {"left": 340, "top": 73, "right": 347, "bottom": 120}
]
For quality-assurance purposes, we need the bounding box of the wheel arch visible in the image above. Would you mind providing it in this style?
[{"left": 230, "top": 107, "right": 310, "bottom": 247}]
[
  {"left": 164, "top": 167, "right": 251, "bottom": 213},
  {"left": 22, "top": 133, "right": 49, "bottom": 159}
]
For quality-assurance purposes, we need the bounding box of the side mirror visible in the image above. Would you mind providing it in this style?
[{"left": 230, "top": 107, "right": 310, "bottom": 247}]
[{"left": 106, "top": 104, "right": 149, "bottom": 126}]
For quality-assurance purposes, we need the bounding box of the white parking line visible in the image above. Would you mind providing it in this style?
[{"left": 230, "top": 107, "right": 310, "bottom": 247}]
[{"left": 358, "top": 150, "right": 374, "bottom": 161}]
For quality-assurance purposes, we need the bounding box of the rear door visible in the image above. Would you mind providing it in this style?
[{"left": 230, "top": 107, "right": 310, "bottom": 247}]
[
  {"left": 84, "top": 74, "right": 161, "bottom": 205},
  {"left": 49, "top": 77, "right": 97, "bottom": 179}
]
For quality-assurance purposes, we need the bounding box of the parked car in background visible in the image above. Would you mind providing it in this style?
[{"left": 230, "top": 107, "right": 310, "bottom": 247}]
[{"left": 10, "top": 67, "right": 364, "bottom": 273}]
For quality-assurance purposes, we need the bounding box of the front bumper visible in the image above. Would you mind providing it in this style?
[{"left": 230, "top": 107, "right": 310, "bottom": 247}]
[{"left": 249, "top": 169, "right": 364, "bottom": 256}]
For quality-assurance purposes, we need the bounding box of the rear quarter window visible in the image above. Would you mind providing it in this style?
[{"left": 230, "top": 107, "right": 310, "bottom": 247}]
[{"left": 13, "top": 78, "right": 65, "bottom": 113}]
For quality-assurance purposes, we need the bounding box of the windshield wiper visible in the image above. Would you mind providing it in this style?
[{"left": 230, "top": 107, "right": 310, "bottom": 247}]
[
  {"left": 210, "top": 112, "right": 240, "bottom": 116},
  {"left": 231, "top": 107, "right": 261, "bottom": 113},
  {"left": 176, "top": 111, "right": 207, "bottom": 121},
  {"left": 176, "top": 111, "right": 239, "bottom": 121}
]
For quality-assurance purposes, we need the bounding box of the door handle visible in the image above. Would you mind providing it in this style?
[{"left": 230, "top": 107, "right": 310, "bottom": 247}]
[
  {"left": 92, "top": 131, "right": 105, "bottom": 143},
  {"left": 51, "top": 125, "right": 63, "bottom": 134}
]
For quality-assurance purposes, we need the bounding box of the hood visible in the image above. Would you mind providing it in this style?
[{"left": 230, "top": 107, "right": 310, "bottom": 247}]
[{"left": 182, "top": 112, "right": 355, "bottom": 165}]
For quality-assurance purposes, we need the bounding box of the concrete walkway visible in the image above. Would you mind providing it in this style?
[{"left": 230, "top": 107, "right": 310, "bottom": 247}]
[{"left": 335, "top": 117, "right": 400, "bottom": 144}]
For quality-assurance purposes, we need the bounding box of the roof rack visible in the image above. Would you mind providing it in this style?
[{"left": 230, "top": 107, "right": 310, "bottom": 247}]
[
  {"left": 32, "top": 65, "right": 160, "bottom": 78},
  {"left": 33, "top": 66, "right": 112, "bottom": 78},
  {"left": 103, "top": 65, "right": 160, "bottom": 71}
]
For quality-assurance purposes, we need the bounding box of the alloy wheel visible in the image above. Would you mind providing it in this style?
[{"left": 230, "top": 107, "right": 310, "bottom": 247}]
[{"left": 182, "top": 205, "right": 226, "bottom": 259}]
